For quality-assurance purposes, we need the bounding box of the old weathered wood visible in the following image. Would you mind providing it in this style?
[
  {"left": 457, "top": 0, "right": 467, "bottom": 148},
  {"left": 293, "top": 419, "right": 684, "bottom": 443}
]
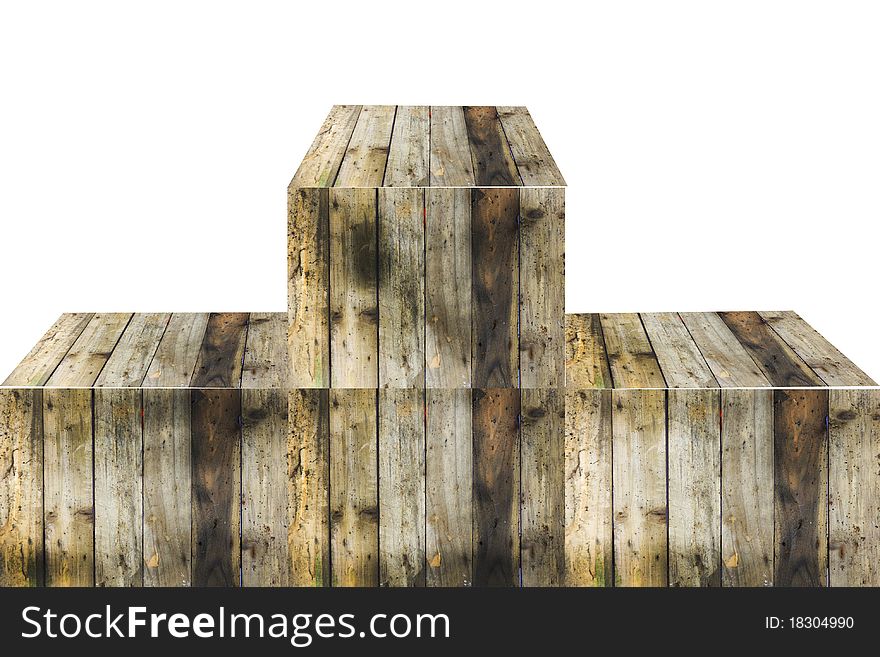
[
  {"left": 243, "top": 312, "right": 288, "bottom": 388},
  {"left": 641, "top": 312, "right": 717, "bottom": 389},
  {"left": 288, "top": 389, "right": 330, "bottom": 587},
  {"left": 378, "top": 188, "right": 425, "bottom": 388},
  {"left": 143, "top": 389, "right": 192, "bottom": 586},
  {"left": 463, "top": 106, "right": 520, "bottom": 186},
  {"left": 291, "top": 105, "right": 362, "bottom": 188},
  {"left": 429, "top": 106, "right": 475, "bottom": 187},
  {"left": 520, "top": 188, "right": 564, "bottom": 388},
  {"left": 774, "top": 389, "right": 828, "bottom": 587},
  {"left": 94, "top": 313, "right": 171, "bottom": 387},
  {"left": 564, "top": 389, "right": 612, "bottom": 586},
  {"left": 329, "top": 189, "right": 378, "bottom": 388},
  {"left": 425, "top": 388, "right": 472, "bottom": 587},
  {"left": 473, "top": 388, "right": 520, "bottom": 586},
  {"left": 425, "top": 188, "right": 471, "bottom": 388},
  {"left": 288, "top": 187, "right": 330, "bottom": 387},
  {"left": 612, "top": 389, "right": 667, "bottom": 586},
  {"left": 143, "top": 313, "right": 210, "bottom": 387},
  {"left": 47, "top": 313, "right": 132, "bottom": 387},
  {"left": 0, "top": 389, "right": 43, "bottom": 586},
  {"left": 3, "top": 313, "right": 93, "bottom": 386},
  {"left": 600, "top": 314, "right": 665, "bottom": 388},
  {"left": 497, "top": 106, "right": 565, "bottom": 186},
  {"left": 829, "top": 389, "right": 880, "bottom": 586},
  {"left": 721, "top": 389, "right": 774, "bottom": 587},
  {"left": 679, "top": 312, "right": 770, "bottom": 388},
  {"left": 565, "top": 314, "right": 612, "bottom": 389},
  {"left": 378, "top": 388, "right": 426, "bottom": 586},
  {"left": 94, "top": 388, "right": 143, "bottom": 586},
  {"left": 384, "top": 106, "right": 430, "bottom": 187},
  {"left": 521, "top": 388, "right": 564, "bottom": 586},
  {"left": 43, "top": 389, "right": 93, "bottom": 586},
  {"left": 191, "top": 389, "right": 241, "bottom": 586},
  {"left": 330, "top": 389, "right": 378, "bottom": 586},
  {"left": 191, "top": 313, "right": 248, "bottom": 388},
  {"left": 335, "top": 105, "right": 396, "bottom": 188},
  {"left": 472, "top": 188, "right": 519, "bottom": 387}
]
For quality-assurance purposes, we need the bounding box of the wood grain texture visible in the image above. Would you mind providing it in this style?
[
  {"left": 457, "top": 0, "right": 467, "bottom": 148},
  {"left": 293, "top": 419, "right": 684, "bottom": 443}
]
[
  {"left": 774, "top": 389, "right": 828, "bottom": 587},
  {"left": 3, "top": 313, "right": 93, "bottom": 386},
  {"left": 288, "top": 187, "right": 330, "bottom": 387},
  {"left": 719, "top": 311, "right": 823, "bottom": 387},
  {"left": 0, "top": 389, "right": 42, "bottom": 586},
  {"left": 520, "top": 188, "right": 564, "bottom": 388},
  {"left": 829, "top": 389, "right": 880, "bottom": 586},
  {"left": 667, "top": 389, "right": 721, "bottom": 587},
  {"left": 378, "top": 188, "right": 425, "bottom": 388},
  {"left": 565, "top": 314, "right": 612, "bottom": 389},
  {"left": 384, "top": 106, "right": 430, "bottom": 187},
  {"left": 46, "top": 313, "right": 131, "bottom": 387},
  {"left": 330, "top": 389, "right": 378, "bottom": 586},
  {"left": 335, "top": 105, "right": 396, "bottom": 187},
  {"left": 679, "top": 312, "right": 770, "bottom": 388},
  {"left": 425, "top": 188, "right": 471, "bottom": 388},
  {"left": 94, "top": 313, "right": 171, "bottom": 387},
  {"left": 473, "top": 388, "right": 520, "bottom": 586},
  {"left": 329, "top": 188, "right": 378, "bottom": 388},
  {"left": 191, "top": 313, "right": 249, "bottom": 388},
  {"left": 143, "top": 389, "right": 191, "bottom": 586},
  {"left": 426, "top": 388, "right": 472, "bottom": 587},
  {"left": 564, "top": 389, "right": 612, "bottom": 587},
  {"left": 612, "top": 389, "right": 667, "bottom": 586},
  {"left": 521, "top": 388, "right": 564, "bottom": 586},
  {"left": 243, "top": 312, "right": 289, "bottom": 389},
  {"left": 472, "top": 188, "right": 519, "bottom": 387},
  {"left": 429, "top": 106, "right": 475, "bottom": 187},
  {"left": 143, "top": 313, "right": 210, "bottom": 387},
  {"left": 291, "top": 105, "right": 362, "bottom": 188},
  {"left": 721, "top": 389, "right": 774, "bottom": 587},
  {"left": 759, "top": 311, "right": 877, "bottom": 386},
  {"left": 378, "top": 388, "right": 426, "bottom": 586},
  {"left": 497, "top": 106, "right": 565, "bottom": 186},
  {"left": 289, "top": 389, "right": 330, "bottom": 587},
  {"left": 600, "top": 314, "right": 665, "bottom": 389},
  {"left": 641, "top": 312, "right": 717, "bottom": 389},
  {"left": 94, "top": 388, "right": 143, "bottom": 586},
  {"left": 43, "top": 389, "right": 93, "bottom": 586},
  {"left": 463, "top": 106, "right": 521, "bottom": 186},
  {"left": 191, "top": 389, "right": 241, "bottom": 587}
]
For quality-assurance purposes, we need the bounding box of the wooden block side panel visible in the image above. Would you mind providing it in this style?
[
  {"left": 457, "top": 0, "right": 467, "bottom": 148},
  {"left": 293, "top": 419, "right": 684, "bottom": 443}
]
[{"left": 3, "top": 313, "right": 93, "bottom": 386}]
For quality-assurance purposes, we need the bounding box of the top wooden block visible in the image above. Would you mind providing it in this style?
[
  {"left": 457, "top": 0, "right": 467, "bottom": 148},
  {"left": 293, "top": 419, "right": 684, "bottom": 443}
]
[
  {"left": 289, "top": 106, "right": 565, "bottom": 188},
  {"left": 565, "top": 311, "right": 878, "bottom": 389}
]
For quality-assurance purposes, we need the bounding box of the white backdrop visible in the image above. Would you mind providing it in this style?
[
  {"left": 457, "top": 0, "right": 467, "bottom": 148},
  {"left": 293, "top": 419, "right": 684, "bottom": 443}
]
[{"left": 1, "top": 1, "right": 878, "bottom": 380}]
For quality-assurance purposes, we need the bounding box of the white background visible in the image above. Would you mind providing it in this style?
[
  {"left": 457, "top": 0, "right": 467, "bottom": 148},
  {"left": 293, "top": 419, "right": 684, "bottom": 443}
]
[{"left": 1, "top": 1, "right": 878, "bottom": 380}]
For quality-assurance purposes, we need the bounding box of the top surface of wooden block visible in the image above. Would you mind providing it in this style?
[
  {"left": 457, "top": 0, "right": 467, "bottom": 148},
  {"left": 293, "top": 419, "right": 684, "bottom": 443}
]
[
  {"left": 2, "top": 312, "right": 289, "bottom": 389},
  {"left": 565, "top": 311, "right": 878, "bottom": 390},
  {"left": 290, "top": 105, "right": 566, "bottom": 188}
]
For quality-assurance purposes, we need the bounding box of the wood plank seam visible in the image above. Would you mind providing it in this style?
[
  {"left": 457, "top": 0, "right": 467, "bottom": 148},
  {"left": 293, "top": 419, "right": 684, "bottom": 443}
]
[{"left": 495, "top": 108, "right": 524, "bottom": 186}]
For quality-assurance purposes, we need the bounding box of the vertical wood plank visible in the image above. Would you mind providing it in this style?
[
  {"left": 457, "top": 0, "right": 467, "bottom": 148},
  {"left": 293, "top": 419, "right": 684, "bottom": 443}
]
[
  {"left": 473, "top": 388, "right": 520, "bottom": 586},
  {"left": 43, "top": 389, "right": 93, "bottom": 586},
  {"left": 378, "top": 388, "right": 426, "bottom": 586},
  {"left": 143, "top": 389, "right": 192, "bottom": 586},
  {"left": 426, "top": 188, "right": 472, "bottom": 388},
  {"left": 426, "top": 388, "right": 473, "bottom": 587},
  {"left": 289, "top": 389, "right": 330, "bottom": 587},
  {"left": 667, "top": 389, "right": 721, "bottom": 587},
  {"left": 472, "top": 188, "right": 519, "bottom": 388},
  {"left": 520, "top": 188, "right": 564, "bottom": 388},
  {"left": 564, "top": 389, "right": 612, "bottom": 587},
  {"left": 94, "top": 388, "right": 143, "bottom": 586},
  {"left": 384, "top": 105, "right": 430, "bottom": 187},
  {"left": 612, "top": 389, "right": 667, "bottom": 587},
  {"left": 378, "top": 188, "right": 425, "bottom": 388},
  {"left": 429, "top": 106, "right": 476, "bottom": 187},
  {"left": 0, "top": 389, "right": 43, "bottom": 586},
  {"left": 329, "top": 188, "right": 378, "bottom": 388},
  {"left": 774, "top": 389, "right": 828, "bottom": 587},
  {"left": 463, "top": 106, "right": 521, "bottom": 186},
  {"left": 521, "top": 388, "right": 564, "bottom": 586},
  {"left": 829, "top": 389, "right": 880, "bottom": 586},
  {"left": 330, "top": 389, "right": 378, "bottom": 586},
  {"left": 721, "top": 389, "right": 774, "bottom": 587},
  {"left": 191, "top": 389, "right": 241, "bottom": 587}
]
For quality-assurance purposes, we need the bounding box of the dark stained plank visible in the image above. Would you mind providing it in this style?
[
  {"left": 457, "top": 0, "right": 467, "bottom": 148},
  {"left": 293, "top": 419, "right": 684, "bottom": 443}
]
[
  {"left": 3, "top": 313, "right": 94, "bottom": 386},
  {"left": 679, "top": 312, "right": 770, "bottom": 388},
  {"left": 191, "top": 389, "right": 241, "bottom": 587},
  {"left": 473, "top": 388, "right": 520, "bottom": 586},
  {"left": 190, "top": 312, "right": 249, "bottom": 388},
  {"left": 463, "top": 106, "right": 521, "bottom": 186},
  {"left": 497, "top": 106, "right": 565, "bottom": 186},
  {"left": 291, "top": 105, "right": 362, "bottom": 188},
  {"left": 471, "top": 188, "right": 519, "bottom": 387},
  {"left": 565, "top": 314, "right": 612, "bottom": 389}
]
